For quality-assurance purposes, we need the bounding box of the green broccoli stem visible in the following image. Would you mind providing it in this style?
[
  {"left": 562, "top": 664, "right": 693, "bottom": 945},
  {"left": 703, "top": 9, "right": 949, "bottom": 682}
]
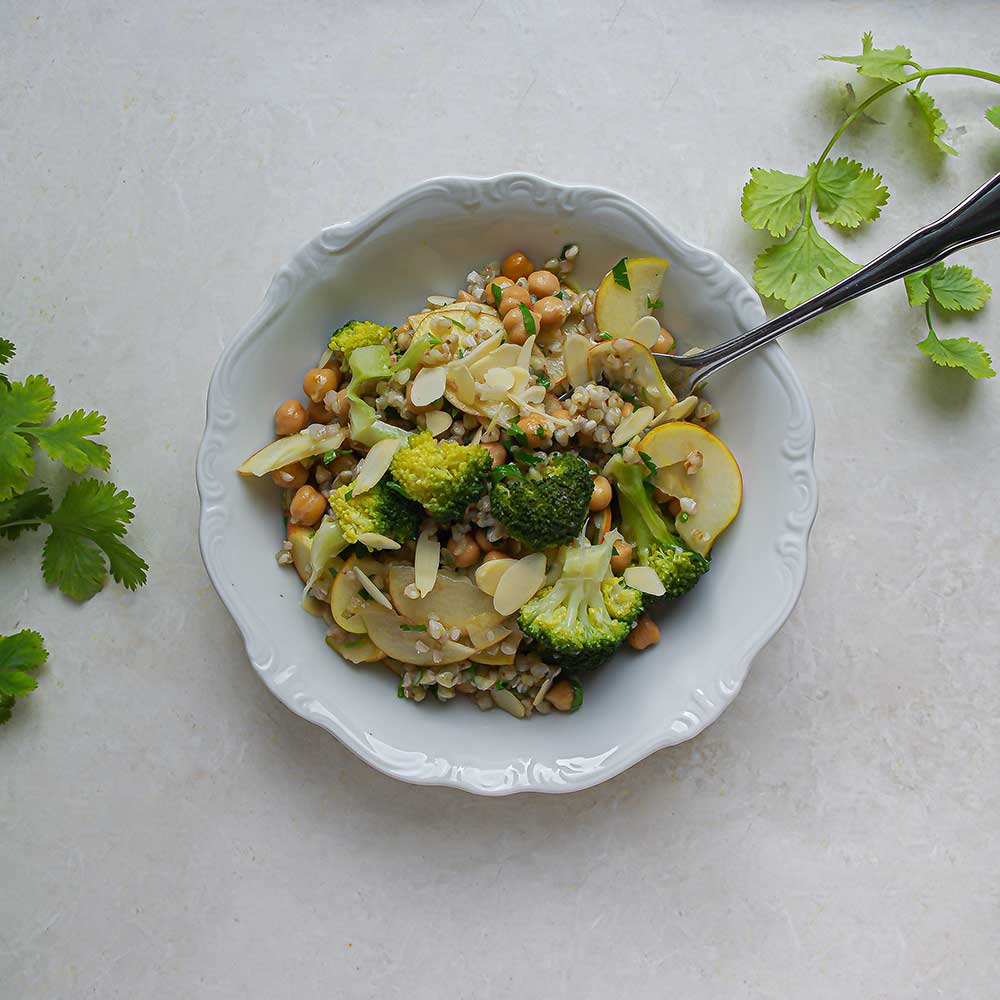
[
  {"left": 607, "top": 457, "right": 674, "bottom": 550},
  {"left": 392, "top": 332, "right": 436, "bottom": 374}
]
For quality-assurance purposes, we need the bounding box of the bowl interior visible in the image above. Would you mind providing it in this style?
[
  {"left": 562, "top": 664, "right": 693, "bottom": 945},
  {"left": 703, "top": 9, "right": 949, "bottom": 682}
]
[{"left": 202, "top": 177, "right": 812, "bottom": 792}]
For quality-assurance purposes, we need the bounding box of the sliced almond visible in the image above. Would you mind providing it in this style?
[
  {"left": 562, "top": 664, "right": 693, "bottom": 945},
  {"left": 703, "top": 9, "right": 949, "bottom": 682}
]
[
  {"left": 493, "top": 552, "right": 547, "bottom": 616},
  {"left": 469, "top": 426, "right": 484, "bottom": 446},
  {"left": 491, "top": 687, "right": 526, "bottom": 718},
  {"left": 455, "top": 331, "right": 502, "bottom": 368},
  {"left": 649, "top": 394, "right": 699, "bottom": 429},
  {"left": 353, "top": 565, "right": 394, "bottom": 609},
  {"left": 351, "top": 437, "right": 400, "bottom": 496},
  {"left": 532, "top": 674, "right": 557, "bottom": 708},
  {"left": 409, "top": 365, "right": 447, "bottom": 408},
  {"left": 484, "top": 367, "right": 515, "bottom": 391},
  {"left": 474, "top": 557, "right": 516, "bottom": 596},
  {"left": 424, "top": 409, "right": 453, "bottom": 437},
  {"left": 611, "top": 405, "right": 656, "bottom": 448},
  {"left": 515, "top": 333, "right": 536, "bottom": 373},
  {"left": 414, "top": 529, "right": 441, "bottom": 598},
  {"left": 563, "top": 332, "right": 591, "bottom": 388},
  {"left": 629, "top": 315, "right": 662, "bottom": 349},
  {"left": 317, "top": 347, "right": 334, "bottom": 368},
  {"left": 450, "top": 364, "right": 477, "bottom": 404},
  {"left": 238, "top": 427, "right": 346, "bottom": 476},
  {"left": 427, "top": 294, "right": 456, "bottom": 307},
  {"left": 624, "top": 565, "right": 666, "bottom": 597},
  {"left": 356, "top": 532, "right": 401, "bottom": 551}
]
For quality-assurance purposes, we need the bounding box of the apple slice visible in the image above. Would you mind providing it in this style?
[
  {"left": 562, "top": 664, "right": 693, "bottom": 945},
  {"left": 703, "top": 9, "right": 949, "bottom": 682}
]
[
  {"left": 359, "top": 604, "right": 477, "bottom": 666},
  {"left": 325, "top": 633, "right": 383, "bottom": 664},
  {"left": 387, "top": 565, "right": 504, "bottom": 628},
  {"left": 638, "top": 422, "right": 742, "bottom": 556},
  {"left": 331, "top": 554, "right": 389, "bottom": 634},
  {"left": 593, "top": 256, "right": 668, "bottom": 339},
  {"left": 587, "top": 339, "right": 676, "bottom": 413}
]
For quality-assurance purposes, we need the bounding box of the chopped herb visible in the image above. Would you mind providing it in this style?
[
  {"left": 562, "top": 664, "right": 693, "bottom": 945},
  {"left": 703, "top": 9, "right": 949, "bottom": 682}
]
[
  {"left": 490, "top": 283, "right": 503, "bottom": 307},
  {"left": 518, "top": 303, "right": 536, "bottom": 336},
  {"left": 598, "top": 332, "right": 613, "bottom": 341},
  {"left": 449, "top": 318, "right": 467, "bottom": 331},
  {"left": 322, "top": 450, "right": 336, "bottom": 464},
  {"left": 511, "top": 449, "right": 544, "bottom": 465},
  {"left": 491, "top": 463, "right": 525, "bottom": 485},
  {"left": 457, "top": 348, "right": 466, "bottom": 358},
  {"left": 569, "top": 676, "right": 584, "bottom": 712},
  {"left": 385, "top": 480, "right": 408, "bottom": 497},
  {"left": 397, "top": 682, "right": 405, "bottom": 698},
  {"left": 638, "top": 451, "right": 658, "bottom": 476},
  {"left": 621, "top": 391, "right": 638, "bottom": 404},
  {"left": 357, "top": 588, "right": 372, "bottom": 601},
  {"left": 611, "top": 257, "right": 631, "bottom": 291},
  {"left": 505, "top": 421, "right": 528, "bottom": 446},
  {"left": 496, "top": 679, "right": 507, "bottom": 690},
  {"left": 400, "top": 623, "right": 427, "bottom": 632},
  {"left": 646, "top": 295, "right": 664, "bottom": 310},
  {"left": 554, "top": 290, "right": 565, "bottom": 300},
  {"left": 344, "top": 488, "right": 354, "bottom": 500},
  {"left": 679, "top": 512, "right": 690, "bottom": 523},
  {"left": 427, "top": 334, "right": 444, "bottom": 346},
  {"left": 536, "top": 372, "right": 551, "bottom": 389},
  {"left": 535, "top": 424, "right": 549, "bottom": 440}
]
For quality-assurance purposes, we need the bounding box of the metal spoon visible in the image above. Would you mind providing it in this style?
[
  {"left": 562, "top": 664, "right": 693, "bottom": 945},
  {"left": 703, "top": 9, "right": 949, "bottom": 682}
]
[{"left": 655, "top": 170, "right": 1000, "bottom": 394}]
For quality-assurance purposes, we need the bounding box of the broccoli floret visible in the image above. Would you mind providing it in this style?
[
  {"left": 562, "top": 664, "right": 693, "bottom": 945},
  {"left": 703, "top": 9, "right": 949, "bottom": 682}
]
[
  {"left": 489, "top": 452, "right": 593, "bottom": 550},
  {"left": 328, "top": 320, "right": 395, "bottom": 368},
  {"left": 518, "top": 533, "right": 640, "bottom": 672},
  {"left": 605, "top": 454, "right": 709, "bottom": 599},
  {"left": 389, "top": 430, "right": 492, "bottom": 522},
  {"left": 327, "top": 481, "right": 422, "bottom": 545}
]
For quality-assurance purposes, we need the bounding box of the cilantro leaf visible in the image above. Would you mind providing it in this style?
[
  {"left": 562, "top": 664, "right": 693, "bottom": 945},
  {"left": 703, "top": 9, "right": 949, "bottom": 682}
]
[
  {"left": 740, "top": 168, "right": 810, "bottom": 237},
  {"left": 0, "top": 338, "right": 13, "bottom": 389},
  {"left": 987, "top": 107, "right": 1000, "bottom": 129},
  {"left": 42, "top": 480, "right": 148, "bottom": 601},
  {"left": 753, "top": 223, "right": 858, "bottom": 308},
  {"left": 518, "top": 303, "right": 537, "bottom": 336},
  {"left": 611, "top": 258, "right": 631, "bottom": 291},
  {"left": 812, "top": 157, "right": 890, "bottom": 228},
  {"left": 918, "top": 328, "right": 995, "bottom": 379},
  {"left": 909, "top": 89, "right": 957, "bottom": 155},
  {"left": 646, "top": 295, "right": 664, "bottom": 310},
  {"left": 908, "top": 264, "right": 992, "bottom": 312},
  {"left": 0, "top": 630, "right": 47, "bottom": 724},
  {"left": 823, "top": 32, "right": 916, "bottom": 84},
  {"left": 30, "top": 409, "right": 110, "bottom": 474},
  {"left": 0, "top": 487, "right": 53, "bottom": 540}
]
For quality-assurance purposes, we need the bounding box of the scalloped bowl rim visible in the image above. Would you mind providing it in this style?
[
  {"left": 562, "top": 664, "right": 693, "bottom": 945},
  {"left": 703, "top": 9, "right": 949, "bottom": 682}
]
[{"left": 196, "top": 172, "right": 818, "bottom": 795}]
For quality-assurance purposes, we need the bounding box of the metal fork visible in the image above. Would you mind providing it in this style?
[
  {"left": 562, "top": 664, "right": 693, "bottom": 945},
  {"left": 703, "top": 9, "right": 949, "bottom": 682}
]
[{"left": 655, "top": 170, "right": 1000, "bottom": 395}]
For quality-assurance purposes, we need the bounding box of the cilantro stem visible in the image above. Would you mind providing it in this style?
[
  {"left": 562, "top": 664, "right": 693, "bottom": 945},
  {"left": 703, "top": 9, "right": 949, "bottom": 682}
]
[
  {"left": 816, "top": 67, "right": 1000, "bottom": 169},
  {"left": 0, "top": 519, "right": 42, "bottom": 530}
]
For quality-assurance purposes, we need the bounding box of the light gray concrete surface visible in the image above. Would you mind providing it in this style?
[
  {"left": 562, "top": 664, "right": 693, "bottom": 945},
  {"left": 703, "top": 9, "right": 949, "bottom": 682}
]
[{"left": 3, "top": 3, "right": 999, "bottom": 997}]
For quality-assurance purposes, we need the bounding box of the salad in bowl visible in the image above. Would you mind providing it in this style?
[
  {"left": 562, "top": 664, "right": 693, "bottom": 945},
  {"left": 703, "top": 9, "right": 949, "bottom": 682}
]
[{"left": 238, "top": 246, "right": 743, "bottom": 719}]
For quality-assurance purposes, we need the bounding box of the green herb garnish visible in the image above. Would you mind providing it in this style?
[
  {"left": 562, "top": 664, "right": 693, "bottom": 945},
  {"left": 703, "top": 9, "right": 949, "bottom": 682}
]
[
  {"left": 449, "top": 318, "right": 467, "bottom": 331},
  {"left": 505, "top": 421, "right": 528, "bottom": 446},
  {"left": 638, "top": 451, "right": 658, "bottom": 476},
  {"left": 518, "top": 303, "right": 536, "bottom": 336},
  {"left": 490, "top": 283, "right": 503, "bottom": 307},
  {"left": 536, "top": 372, "right": 551, "bottom": 389},
  {"left": 511, "top": 449, "right": 544, "bottom": 465},
  {"left": 569, "top": 676, "right": 584, "bottom": 712},
  {"left": 611, "top": 257, "right": 630, "bottom": 291},
  {"left": 427, "top": 334, "right": 444, "bottom": 347},
  {"left": 400, "top": 623, "right": 427, "bottom": 631},
  {"left": 598, "top": 332, "right": 613, "bottom": 341},
  {"left": 646, "top": 295, "right": 664, "bottom": 310},
  {"left": 491, "top": 463, "right": 525, "bottom": 485},
  {"left": 397, "top": 681, "right": 405, "bottom": 698},
  {"left": 679, "top": 512, "right": 690, "bottom": 523},
  {"left": 554, "top": 291, "right": 565, "bottom": 300}
]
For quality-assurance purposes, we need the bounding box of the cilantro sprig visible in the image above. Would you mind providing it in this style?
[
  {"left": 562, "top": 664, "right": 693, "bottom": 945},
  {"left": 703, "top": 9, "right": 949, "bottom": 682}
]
[
  {"left": 0, "top": 339, "right": 147, "bottom": 724},
  {"left": 741, "top": 32, "right": 1000, "bottom": 379}
]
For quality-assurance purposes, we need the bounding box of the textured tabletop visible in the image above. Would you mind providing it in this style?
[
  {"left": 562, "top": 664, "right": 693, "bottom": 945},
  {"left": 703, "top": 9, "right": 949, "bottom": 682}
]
[{"left": 3, "top": 3, "right": 999, "bottom": 997}]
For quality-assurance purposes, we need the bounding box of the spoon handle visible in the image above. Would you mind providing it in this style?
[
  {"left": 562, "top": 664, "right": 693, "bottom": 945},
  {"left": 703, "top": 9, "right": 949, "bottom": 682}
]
[{"left": 662, "top": 170, "right": 1000, "bottom": 391}]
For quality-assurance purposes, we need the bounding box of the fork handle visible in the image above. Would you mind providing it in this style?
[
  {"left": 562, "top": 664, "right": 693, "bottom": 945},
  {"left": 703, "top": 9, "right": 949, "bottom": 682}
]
[{"left": 665, "top": 170, "right": 1000, "bottom": 390}]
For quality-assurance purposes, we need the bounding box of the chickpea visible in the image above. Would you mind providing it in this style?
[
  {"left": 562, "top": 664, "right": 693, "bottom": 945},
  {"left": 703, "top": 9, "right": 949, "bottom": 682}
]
[
  {"left": 545, "top": 679, "right": 576, "bottom": 712},
  {"left": 527, "top": 269, "right": 561, "bottom": 299},
  {"left": 303, "top": 366, "right": 340, "bottom": 403},
  {"left": 628, "top": 615, "right": 661, "bottom": 651},
  {"left": 518, "top": 413, "right": 553, "bottom": 448},
  {"left": 653, "top": 327, "right": 676, "bottom": 354},
  {"left": 534, "top": 295, "right": 568, "bottom": 331},
  {"left": 327, "top": 454, "right": 356, "bottom": 477},
  {"left": 447, "top": 534, "right": 481, "bottom": 568},
  {"left": 501, "top": 251, "right": 534, "bottom": 281},
  {"left": 498, "top": 283, "right": 532, "bottom": 317},
  {"left": 330, "top": 388, "right": 351, "bottom": 420},
  {"left": 271, "top": 463, "right": 308, "bottom": 490},
  {"left": 274, "top": 399, "right": 308, "bottom": 436},
  {"left": 610, "top": 539, "right": 634, "bottom": 575},
  {"left": 588, "top": 475, "right": 613, "bottom": 511},
  {"left": 482, "top": 275, "right": 513, "bottom": 307},
  {"left": 503, "top": 305, "right": 542, "bottom": 345},
  {"left": 456, "top": 290, "right": 476, "bottom": 302},
  {"left": 482, "top": 441, "right": 507, "bottom": 467},
  {"left": 482, "top": 548, "right": 509, "bottom": 563},
  {"left": 308, "top": 398, "right": 335, "bottom": 423},
  {"left": 289, "top": 485, "right": 327, "bottom": 526},
  {"left": 405, "top": 379, "right": 442, "bottom": 414}
]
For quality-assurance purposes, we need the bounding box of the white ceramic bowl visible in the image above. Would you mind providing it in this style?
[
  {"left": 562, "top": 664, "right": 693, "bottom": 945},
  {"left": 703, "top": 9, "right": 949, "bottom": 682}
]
[{"left": 196, "top": 174, "right": 817, "bottom": 795}]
